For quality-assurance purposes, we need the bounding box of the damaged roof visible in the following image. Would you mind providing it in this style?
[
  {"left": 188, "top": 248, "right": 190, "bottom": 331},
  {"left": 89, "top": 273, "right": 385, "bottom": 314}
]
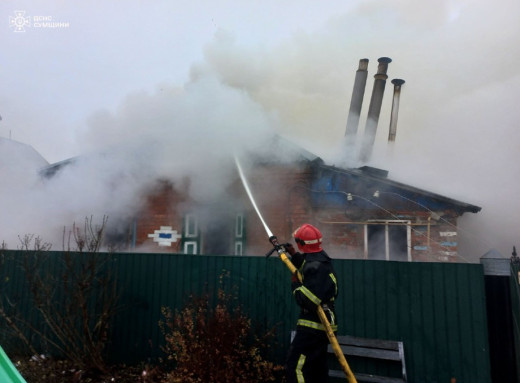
[
  {"left": 313, "top": 163, "right": 481, "bottom": 215},
  {"left": 251, "top": 135, "right": 481, "bottom": 215}
]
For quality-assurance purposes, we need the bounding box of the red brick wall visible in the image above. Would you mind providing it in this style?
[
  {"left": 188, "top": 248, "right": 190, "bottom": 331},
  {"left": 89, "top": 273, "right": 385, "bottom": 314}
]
[
  {"left": 135, "top": 180, "right": 187, "bottom": 252},
  {"left": 235, "top": 163, "right": 314, "bottom": 255},
  {"left": 133, "top": 167, "right": 462, "bottom": 262},
  {"left": 410, "top": 213, "right": 460, "bottom": 262}
]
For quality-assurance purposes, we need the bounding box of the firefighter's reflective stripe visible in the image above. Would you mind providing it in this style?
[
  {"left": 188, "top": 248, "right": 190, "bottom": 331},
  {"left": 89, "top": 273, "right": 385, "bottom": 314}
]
[
  {"left": 299, "top": 261, "right": 306, "bottom": 278},
  {"left": 297, "top": 319, "right": 338, "bottom": 332},
  {"left": 329, "top": 273, "right": 338, "bottom": 295},
  {"left": 294, "top": 286, "right": 321, "bottom": 306},
  {"left": 296, "top": 354, "right": 306, "bottom": 383},
  {"left": 324, "top": 305, "right": 336, "bottom": 326},
  {"left": 302, "top": 238, "right": 322, "bottom": 245}
]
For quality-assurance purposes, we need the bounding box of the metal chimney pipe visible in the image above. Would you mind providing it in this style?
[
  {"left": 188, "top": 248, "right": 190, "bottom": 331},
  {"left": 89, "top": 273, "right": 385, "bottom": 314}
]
[
  {"left": 345, "top": 58, "right": 369, "bottom": 146},
  {"left": 388, "top": 79, "right": 405, "bottom": 143},
  {"left": 359, "top": 57, "right": 392, "bottom": 162}
]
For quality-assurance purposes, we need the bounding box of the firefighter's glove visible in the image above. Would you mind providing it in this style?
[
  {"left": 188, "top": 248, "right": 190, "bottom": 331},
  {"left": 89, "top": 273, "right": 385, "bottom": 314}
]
[{"left": 283, "top": 243, "right": 296, "bottom": 256}]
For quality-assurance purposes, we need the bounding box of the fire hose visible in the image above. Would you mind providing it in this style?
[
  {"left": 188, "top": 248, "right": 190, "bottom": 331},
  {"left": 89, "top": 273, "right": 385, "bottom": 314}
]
[{"left": 235, "top": 156, "right": 357, "bottom": 383}]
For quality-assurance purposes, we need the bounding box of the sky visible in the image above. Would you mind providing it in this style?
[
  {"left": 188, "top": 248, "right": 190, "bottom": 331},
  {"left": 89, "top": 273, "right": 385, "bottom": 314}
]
[{"left": 0, "top": 0, "right": 519, "bottom": 261}]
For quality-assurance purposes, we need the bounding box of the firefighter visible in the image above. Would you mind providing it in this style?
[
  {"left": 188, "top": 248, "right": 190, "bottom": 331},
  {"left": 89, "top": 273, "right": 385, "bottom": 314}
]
[{"left": 285, "top": 223, "right": 338, "bottom": 383}]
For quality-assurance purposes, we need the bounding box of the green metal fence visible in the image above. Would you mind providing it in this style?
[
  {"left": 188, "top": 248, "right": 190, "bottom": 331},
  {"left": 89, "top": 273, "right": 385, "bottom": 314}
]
[
  {"left": 0, "top": 251, "right": 491, "bottom": 382},
  {"left": 511, "top": 262, "right": 520, "bottom": 383}
]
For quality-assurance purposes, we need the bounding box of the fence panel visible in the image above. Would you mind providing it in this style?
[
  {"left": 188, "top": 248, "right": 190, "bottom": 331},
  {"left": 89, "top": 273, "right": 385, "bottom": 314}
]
[
  {"left": 0, "top": 251, "right": 491, "bottom": 382},
  {"left": 511, "top": 262, "right": 520, "bottom": 383}
]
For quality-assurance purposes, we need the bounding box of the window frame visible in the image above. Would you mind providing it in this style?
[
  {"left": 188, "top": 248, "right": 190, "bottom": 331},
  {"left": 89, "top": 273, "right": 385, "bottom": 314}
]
[
  {"left": 184, "top": 214, "right": 199, "bottom": 238},
  {"left": 364, "top": 220, "right": 411, "bottom": 261},
  {"left": 234, "top": 213, "right": 245, "bottom": 255},
  {"left": 182, "top": 214, "right": 200, "bottom": 254},
  {"left": 183, "top": 241, "right": 198, "bottom": 255}
]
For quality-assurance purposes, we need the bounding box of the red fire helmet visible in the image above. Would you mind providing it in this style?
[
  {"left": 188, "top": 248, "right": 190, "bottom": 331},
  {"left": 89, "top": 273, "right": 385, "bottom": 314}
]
[{"left": 293, "top": 224, "right": 323, "bottom": 253}]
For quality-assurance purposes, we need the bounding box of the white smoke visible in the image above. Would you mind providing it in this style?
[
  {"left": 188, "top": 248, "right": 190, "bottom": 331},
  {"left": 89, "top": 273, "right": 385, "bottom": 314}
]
[
  {"left": 193, "top": 0, "right": 520, "bottom": 260},
  {"left": 79, "top": 74, "right": 281, "bottom": 197},
  {"left": 1, "top": 0, "right": 518, "bottom": 260},
  {"left": 0, "top": 73, "right": 283, "bottom": 248}
]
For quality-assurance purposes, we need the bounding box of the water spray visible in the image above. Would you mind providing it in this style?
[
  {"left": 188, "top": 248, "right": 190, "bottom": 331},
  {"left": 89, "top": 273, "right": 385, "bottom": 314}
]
[
  {"left": 234, "top": 155, "right": 357, "bottom": 383},
  {"left": 234, "top": 156, "right": 273, "bottom": 238}
]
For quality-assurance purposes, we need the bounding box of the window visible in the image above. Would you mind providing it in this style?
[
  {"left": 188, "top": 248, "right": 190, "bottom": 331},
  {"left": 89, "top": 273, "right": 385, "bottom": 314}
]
[
  {"left": 235, "top": 214, "right": 244, "bottom": 238},
  {"left": 182, "top": 214, "right": 200, "bottom": 254},
  {"left": 234, "top": 214, "right": 245, "bottom": 255},
  {"left": 184, "top": 241, "right": 198, "bottom": 254},
  {"left": 234, "top": 241, "right": 243, "bottom": 256},
  {"left": 365, "top": 221, "right": 411, "bottom": 261},
  {"left": 184, "top": 214, "right": 198, "bottom": 238},
  {"left": 183, "top": 212, "right": 245, "bottom": 255}
]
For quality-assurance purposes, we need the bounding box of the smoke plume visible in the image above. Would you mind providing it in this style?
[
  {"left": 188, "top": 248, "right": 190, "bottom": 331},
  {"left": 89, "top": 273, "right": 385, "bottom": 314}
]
[
  {"left": 0, "top": 74, "right": 283, "bottom": 248},
  {"left": 194, "top": 1, "right": 520, "bottom": 260},
  {"left": 2, "top": 0, "right": 518, "bottom": 260}
]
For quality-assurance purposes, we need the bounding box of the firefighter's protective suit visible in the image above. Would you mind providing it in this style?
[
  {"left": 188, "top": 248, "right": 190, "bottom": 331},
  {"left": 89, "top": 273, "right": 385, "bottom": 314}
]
[{"left": 286, "top": 224, "right": 338, "bottom": 383}]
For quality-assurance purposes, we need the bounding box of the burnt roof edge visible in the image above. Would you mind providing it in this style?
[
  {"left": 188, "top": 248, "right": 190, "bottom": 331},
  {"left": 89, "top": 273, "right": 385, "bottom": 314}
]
[{"left": 319, "top": 164, "right": 482, "bottom": 214}]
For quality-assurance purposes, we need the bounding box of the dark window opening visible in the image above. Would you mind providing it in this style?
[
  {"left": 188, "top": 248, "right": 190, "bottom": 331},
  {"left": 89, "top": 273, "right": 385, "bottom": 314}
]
[
  {"left": 367, "top": 223, "right": 408, "bottom": 261},
  {"left": 388, "top": 225, "right": 408, "bottom": 261},
  {"left": 205, "top": 220, "right": 232, "bottom": 255},
  {"left": 368, "top": 224, "right": 386, "bottom": 260}
]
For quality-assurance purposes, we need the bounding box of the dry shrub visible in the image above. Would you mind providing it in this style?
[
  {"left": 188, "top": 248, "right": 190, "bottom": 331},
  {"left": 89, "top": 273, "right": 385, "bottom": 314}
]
[
  {"left": 0, "top": 218, "right": 118, "bottom": 375},
  {"left": 159, "top": 281, "right": 284, "bottom": 383}
]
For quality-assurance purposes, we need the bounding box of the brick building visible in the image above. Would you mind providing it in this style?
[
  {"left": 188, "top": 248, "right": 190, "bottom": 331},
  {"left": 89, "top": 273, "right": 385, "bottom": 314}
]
[
  {"left": 132, "top": 144, "right": 481, "bottom": 262},
  {"left": 130, "top": 57, "right": 481, "bottom": 261},
  {"left": 39, "top": 58, "right": 482, "bottom": 261}
]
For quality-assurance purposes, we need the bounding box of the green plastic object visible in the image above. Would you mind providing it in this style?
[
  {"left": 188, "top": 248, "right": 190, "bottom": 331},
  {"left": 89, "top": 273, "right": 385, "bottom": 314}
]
[{"left": 0, "top": 346, "right": 27, "bottom": 383}]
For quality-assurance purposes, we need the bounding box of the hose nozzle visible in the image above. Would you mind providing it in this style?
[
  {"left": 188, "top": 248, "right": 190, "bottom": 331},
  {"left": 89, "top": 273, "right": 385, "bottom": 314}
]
[{"left": 265, "top": 236, "right": 281, "bottom": 257}]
